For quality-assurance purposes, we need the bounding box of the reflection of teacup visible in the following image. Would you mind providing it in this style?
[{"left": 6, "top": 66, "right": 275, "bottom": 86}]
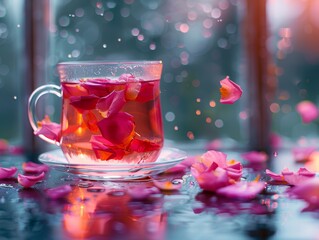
[{"left": 28, "top": 61, "right": 164, "bottom": 165}]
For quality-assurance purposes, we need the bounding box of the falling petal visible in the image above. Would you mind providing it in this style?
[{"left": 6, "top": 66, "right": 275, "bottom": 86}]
[
  {"left": 46, "top": 185, "right": 72, "bottom": 200},
  {"left": 97, "top": 112, "right": 135, "bottom": 145},
  {"left": 69, "top": 94, "right": 99, "bottom": 111},
  {"left": 96, "top": 90, "right": 126, "bottom": 117},
  {"left": 0, "top": 167, "right": 17, "bottom": 179},
  {"left": 17, "top": 172, "right": 45, "bottom": 188},
  {"left": 35, "top": 116, "right": 61, "bottom": 142},
  {"left": 216, "top": 181, "right": 266, "bottom": 200},
  {"left": 241, "top": 151, "right": 268, "bottom": 163},
  {"left": 219, "top": 76, "right": 243, "bottom": 104},
  {"left": 296, "top": 100, "right": 319, "bottom": 123}
]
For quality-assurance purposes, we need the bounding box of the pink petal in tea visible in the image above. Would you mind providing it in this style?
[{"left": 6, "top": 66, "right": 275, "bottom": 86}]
[
  {"left": 219, "top": 76, "right": 243, "bottom": 104},
  {"left": 90, "top": 135, "right": 126, "bottom": 160},
  {"left": 0, "top": 167, "right": 17, "bottom": 179},
  {"left": 241, "top": 151, "right": 268, "bottom": 163},
  {"left": 296, "top": 100, "right": 319, "bottom": 123},
  {"left": 126, "top": 82, "right": 141, "bottom": 101},
  {"left": 81, "top": 78, "right": 117, "bottom": 97},
  {"left": 46, "top": 185, "right": 72, "bottom": 200},
  {"left": 128, "top": 137, "right": 162, "bottom": 153},
  {"left": 17, "top": 172, "right": 46, "bottom": 188},
  {"left": 96, "top": 90, "right": 126, "bottom": 117},
  {"left": 62, "top": 82, "right": 88, "bottom": 98},
  {"left": 22, "top": 162, "right": 49, "bottom": 174},
  {"left": 98, "top": 112, "right": 135, "bottom": 145},
  {"left": 136, "top": 81, "right": 160, "bottom": 102},
  {"left": 35, "top": 116, "right": 61, "bottom": 142},
  {"left": 69, "top": 94, "right": 99, "bottom": 111},
  {"left": 216, "top": 181, "right": 266, "bottom": 200}
]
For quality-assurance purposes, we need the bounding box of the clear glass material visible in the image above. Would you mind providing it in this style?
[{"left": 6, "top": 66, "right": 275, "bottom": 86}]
[{"left": 28, "top": 61, "right": 164, "bottom": 167}]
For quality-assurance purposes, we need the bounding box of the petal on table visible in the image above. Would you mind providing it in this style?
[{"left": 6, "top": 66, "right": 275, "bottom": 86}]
[
  {"left": 288, "top": 178, "right": 319, "bottom": 207},
  {"left": 241, "top": 151, "right": 268, "bottom": 163},
  {"left": 265, "top": 169, "right": 285, "bottom": 182},
  {"left": 69, "top": 94, "right": 99, "bottom": 111},
  {"left": 96, "top": 90, "right": 126, "bottom": 117},
  {"left": 201, "top": 150, "right": 228, "bottom": 168},
  {"left": 97, "top": 112, "right": 135, "bottom": 145},
  {"left": 46, "top": 185, "right": 72, "bottom": 200},
  {"left": 296, "top": 100, "right": 319, "bottom": 123},
  {"left": 136, "top": 81, "right": 160, "bottom": 102},
  {"left": 35, "top": 116, "right": 61, "bottom": 142},
  {"left": 17, "top": 172, "right": 45, "bottom": 188},
  {"left": 282, "top": 167, "right": 315, "bottom": 186},
  {"left": 226, "top": 162, "right": 243, "bottom": 181},
  {"left": 216, "top": 181, "right": 266, "bottom": 200},
  {"left": 0, "top": 167, "right": 17, "bottom": 179},
  {"left": 219, "top": 76, "right": 243, "bottom": 104},
  {"left": 22, "top": 162, "right": 49, "bottom": 174},
  {"left": 292, "top": 147, "right": 316, "bottom": 162}
]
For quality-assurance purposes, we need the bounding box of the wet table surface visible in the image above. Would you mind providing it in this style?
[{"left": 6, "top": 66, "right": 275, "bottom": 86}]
[{"left": 1, "top": 148, "right": 319, "bottom": 240}]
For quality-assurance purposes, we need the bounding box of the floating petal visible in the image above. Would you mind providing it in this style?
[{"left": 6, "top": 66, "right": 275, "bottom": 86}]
[
  {"left": 219, "top": 76, "right": 243, "bottom": 104},
  {"left": 35, "top": 116, "right": 61, "bottom": 142},
  {"left": 216, "top": 181, "right": 266, "bottom": 200},
  {"left": 17, "top": 172, "right": 45, "bottom": 188},
  {"left": 97, "top": 112, "right": 135, "bottom": 145},
  {"left": 46, "top": 185, "right": 72, "bottom": 200},
  {"left": 0, "top": 167, "right": 17, "bottom": 179},
  {"left": 90, "top": 135, "right": 126, "bottom": 160},
  {"left": 69, "top": 94, "right": 99, "bottom": 111},
  {"left": 136, "top": 81, "right": 160, "bottom": 102},
  {"left": 62, "top": 82, "right": 88, "bottom": 98},
  {"left": 128, "top": 137, "right": 162, "bottom": 153},
  {"left": 296, "top": 100, "right": 319, "bottom": 123},
  {"left": 96, "top": 90, "right": 126, "bottom": 117}
]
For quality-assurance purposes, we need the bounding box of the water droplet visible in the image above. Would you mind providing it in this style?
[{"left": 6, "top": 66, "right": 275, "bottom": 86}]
[
  {"left": 273, "top": 152, "right": 278, "bottom": 157},
  {"left": 171, "top": 179, "right": 183, "bottom": 185},
  {"left": 0, "top": 183, "right": 13, "bottom": 188},
  {"left": 78, "top": 182, "right": 94, "bottom": 188},
  {"left": 87, "top": 186, "right": 105, "bottom": 193},
  {"left": 108, "top": 190, "right": 125, "bottom": 197}
]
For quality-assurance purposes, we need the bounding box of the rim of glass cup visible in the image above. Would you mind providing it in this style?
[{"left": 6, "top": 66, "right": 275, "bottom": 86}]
[{"left": 57, "top": 60, "right": 162, "bottom": 66}]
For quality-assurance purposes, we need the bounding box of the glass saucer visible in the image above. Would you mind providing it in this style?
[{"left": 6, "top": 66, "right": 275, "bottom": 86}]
[{"left": 38, "top": 147, "right": 187, "bottom": 181}]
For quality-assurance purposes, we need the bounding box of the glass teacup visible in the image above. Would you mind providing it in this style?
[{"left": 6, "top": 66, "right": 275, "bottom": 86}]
[{"left": 28, "top": 61, "right": 164, "bottom": 165}]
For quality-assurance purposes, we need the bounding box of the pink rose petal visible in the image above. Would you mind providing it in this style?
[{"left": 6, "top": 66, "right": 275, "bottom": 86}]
[
  {"left": 81, "top": 78, "right": 118, "bottom": 97},
  {"left": 97, "top": 112, "right": 135, "bottom": 145},
  {"left": 126, "top": 82, "right": 141, "bottom": 101},
  {"left": 165, "top": 156, "right": 197, "bottom": 174},
  {"left": 219, "top": 76, "right": 243, "bottom": 104},
  {"left": 17, "top": 172, "right": 46, "bottom": 188},
  {"left": 265, "top": 169, "right": 284, "bottom": 182},
  {"left": 226, "top": 162, "right": 243, "bottom": 181},
  {"left": 22, "top": 162, "right": 49, "bottom": 174},
  {"left": 0, "top": 167, "right": 17, "bottom": 179},
  {"left": 90, "top": 135, "right": 126, "bottom": 160},
  {"left": 127, "top": 186, "right": 160, "bottom": 200},
  {"left": 128, "top": 137, "right": 162, "bottom": 153},
  {"left": 241, "top": 151, "right": 268, "bottom": 163},
  {"left": 292, "top": 147, "right": 316, "bottom": 162},
  {"left": 135, "top": 81, "right": 160, "bottom": 103},
  {"left": 216, "top": 181, "right": 266, "bottom": 200},
  {"left": 69, "top": 94, "right": 99, "bottom": 111},
  {"left": 201, "top": 150, "right": 228, "bottom": 168},
  {"left": 282, "top": 167, "right": 315, "bottom": 186},
  {"left": 296, "top": 100, "right": 319, "bottom": 123},
  {"left": 119, "top": 73, "right": 136, "bottom": 82},
  {"left": 46, "top": 185, "right": 72, "bottom": 200},
  {"left": 96, "top": 90, "right": 126, "bottom": 118},
  {"left": 62, "top": 82, "right": 88, "bottom": 98},
  {"left": 288, "top": 178, "right": 319, "bottom": 208},
  {"left": 35, "top": 116, "right": 61, "bottom": 142}
]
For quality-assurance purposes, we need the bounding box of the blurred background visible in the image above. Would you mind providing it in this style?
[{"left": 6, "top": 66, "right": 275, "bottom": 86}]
[{"left": 0, "top": 0, "right": 319, "bottom": 155}]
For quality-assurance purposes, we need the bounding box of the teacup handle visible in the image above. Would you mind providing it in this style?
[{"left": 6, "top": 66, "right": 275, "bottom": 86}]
[{"left": 28, "top": 84, "right": 62, "bottom": 145}]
